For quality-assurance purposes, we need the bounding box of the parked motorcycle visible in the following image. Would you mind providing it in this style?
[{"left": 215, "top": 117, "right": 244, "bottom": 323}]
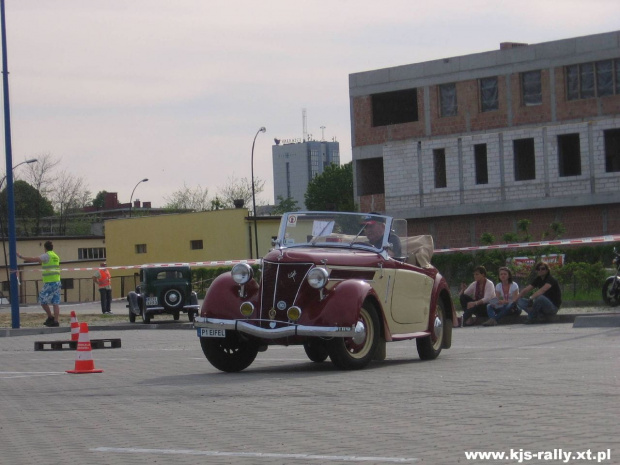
[{"left": 602, "top": 247, "right": 620, "bottom": 306}]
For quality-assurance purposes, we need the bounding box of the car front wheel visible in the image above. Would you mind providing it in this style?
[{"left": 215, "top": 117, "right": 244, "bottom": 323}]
[
  {"left": 303, "top": 340, "right": 329, "bottom": 363},
  {"left": 327, "top": 300, "right": 380, "bottom": 370},
  {"left": 416, "top": 298, "right": 445, "bottom": 360},
  {"left": 200, "top": 335, "right": 259, "bottom": 373}
]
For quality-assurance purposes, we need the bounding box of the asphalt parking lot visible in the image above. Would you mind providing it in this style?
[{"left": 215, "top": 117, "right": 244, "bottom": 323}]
[{"left": 1, "top": 315, "right": 619, "bottom": 465}]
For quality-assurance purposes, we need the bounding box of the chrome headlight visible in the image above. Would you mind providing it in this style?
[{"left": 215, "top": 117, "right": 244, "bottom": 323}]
[
  {"left": 287, "top": 306, "right": 302, "bottom": 321},
  {"left": 240, "top": 302, "right": 254, "bottom": 317},
  {"left": 231, "top": 263, "right": 253, "bottom": 284},
  {"left": 307, "top": 267, "right": 329, "bottom": 289}
]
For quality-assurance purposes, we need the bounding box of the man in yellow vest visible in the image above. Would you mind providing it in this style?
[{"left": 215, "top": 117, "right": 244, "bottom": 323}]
[
  {"left": 17, "top": 240, "right": 61, "bottom": 327},
  {"left": 92, "top": 262, "right": 112, "bottom": 315}
]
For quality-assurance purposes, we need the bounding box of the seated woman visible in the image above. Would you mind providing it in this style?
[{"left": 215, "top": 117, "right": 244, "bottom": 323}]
[
  {"left": 460, "top": 266, "right": 495, "bottom": 326},
  {"left": 483, "top": 266, "right": 521, "bottom": 326}
]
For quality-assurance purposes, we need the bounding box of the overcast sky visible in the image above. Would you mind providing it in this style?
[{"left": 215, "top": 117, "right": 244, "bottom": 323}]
[{"left": 1, "top": 1, "right": 618, "bottom": 208}]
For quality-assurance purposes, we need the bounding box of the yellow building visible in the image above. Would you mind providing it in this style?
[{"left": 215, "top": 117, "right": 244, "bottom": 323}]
[
  {"left": 105, "top": 208, "right": 278, "bottom": 264},
  {"left": 105, "top": 208, "right": 281, "bottom": 295}
]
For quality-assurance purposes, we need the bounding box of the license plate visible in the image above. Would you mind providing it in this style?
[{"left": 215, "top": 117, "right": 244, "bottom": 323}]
[
  {"left": 197, "top": 328, "right": 226, "bottom": 338},
  {"left": 146, "top": 297, "right": 158, "bottom": 306}
]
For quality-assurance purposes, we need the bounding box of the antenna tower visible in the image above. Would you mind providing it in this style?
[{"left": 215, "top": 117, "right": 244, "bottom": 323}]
[{"left": 302, "top": 108, "right": 307, "bottom": 142}]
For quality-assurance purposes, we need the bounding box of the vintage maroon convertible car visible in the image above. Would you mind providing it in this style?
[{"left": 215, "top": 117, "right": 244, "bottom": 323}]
[{"left": 194, "top": 211, "right": 455, "bottom": 372}]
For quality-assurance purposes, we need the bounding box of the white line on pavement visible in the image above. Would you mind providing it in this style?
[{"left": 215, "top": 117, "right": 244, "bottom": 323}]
[
  {"left": 0, "top": 371, "right": 66, "bottom": 379},
  {"left": 90, "top": 447, "right": 419, "bottom": 463}
]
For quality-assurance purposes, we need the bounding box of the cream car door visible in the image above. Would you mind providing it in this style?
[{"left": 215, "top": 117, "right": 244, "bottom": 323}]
[{"left": 390, "top": 269, "right": 433, "bottom": 325}]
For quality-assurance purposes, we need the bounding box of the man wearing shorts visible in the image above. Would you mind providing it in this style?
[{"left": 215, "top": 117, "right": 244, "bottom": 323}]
[{"left": 17, "top": 240, "right": 61, "bottom": 327}]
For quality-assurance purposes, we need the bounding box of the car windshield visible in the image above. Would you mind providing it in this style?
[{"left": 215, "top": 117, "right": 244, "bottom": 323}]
[{"left": 276, "top": 211, "right": 406, "bottom": 255}]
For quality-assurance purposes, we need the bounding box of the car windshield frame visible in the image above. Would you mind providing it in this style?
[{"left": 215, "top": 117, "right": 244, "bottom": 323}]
[{"left": 275, "top": 211, "right": 398, "bottom": 254}]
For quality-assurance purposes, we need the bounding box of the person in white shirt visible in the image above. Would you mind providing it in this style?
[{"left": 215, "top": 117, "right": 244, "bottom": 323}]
[
  {"left": 459, "top": 265, "right": 495, "bottom": 326},
  {"left": 483, "top": 266, "right": 521, "bottom": 326}
]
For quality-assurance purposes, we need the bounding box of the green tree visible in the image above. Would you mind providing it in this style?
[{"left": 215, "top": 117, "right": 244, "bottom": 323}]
[
  {"left": 92, "top": 190, "right": 108, "bottom": 209},
  {"left": 480, "top": 232, "right": 495, "bottom": 245},
  {"left": 517, "top": 219, "right": 532, "bottom": 242},
  {"left": 305, "top": 162, "right": 355, "bottom": 212},
  {"left": 0, "top": 180, "right": 54, "bottom": 236},
  {"left": 271, "top": 196, "right": 300, "bottom": 215}
]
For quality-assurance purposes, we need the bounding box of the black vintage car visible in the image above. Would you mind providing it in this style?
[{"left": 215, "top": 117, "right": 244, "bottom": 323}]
[{"left": 127, "top": 266, "right": 199, "bottom": 323}]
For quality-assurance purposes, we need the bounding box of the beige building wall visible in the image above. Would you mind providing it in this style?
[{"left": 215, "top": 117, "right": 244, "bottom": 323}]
[{"left": 105, "top": 208, "right": 280, "bottom": 286}]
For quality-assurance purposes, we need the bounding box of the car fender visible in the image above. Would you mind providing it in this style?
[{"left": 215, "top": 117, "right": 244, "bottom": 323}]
[
  {"left": 127, "top": 291, "right": 141, "bottom": 315},
  {"left": 313, "top": 279, "right": 378, "bottom": 327},
  {"left": 430, "top": 274, "right": 456, "bottom": 348},
  {"left": 200, "top": 272, "right": 260, "bottom": 319}
]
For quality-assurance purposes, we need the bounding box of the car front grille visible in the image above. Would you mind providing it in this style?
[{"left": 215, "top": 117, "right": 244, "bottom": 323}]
[{"left": 260, "top": 261, "right": 313, "bottom": 320}]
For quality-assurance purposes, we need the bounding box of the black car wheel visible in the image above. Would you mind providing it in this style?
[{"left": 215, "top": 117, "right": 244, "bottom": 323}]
[
  {"left": 416, "top": 298, "right": 445, "bottom": 360},
  {"left": 129, "top": 308, "right": 136, "bottom": 323},
  {"left": 188, "top": 310, "right": 197, "bottom": 322},
  {"left": 303, "top": 340, "right": 329, "bottom": 363},
  {"left": 173, "top": 311, "right": 180, "bottom": 321},
  {"left": 327, "top": 300, "right": 380, "bottom": 370},
  {"left": 200, "top": 335, "right": 259, "bottom": 373}
]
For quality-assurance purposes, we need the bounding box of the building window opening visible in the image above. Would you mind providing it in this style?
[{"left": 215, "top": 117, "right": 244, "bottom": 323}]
[
  {"left": 439, "top": 83, "right": 457, "bottom": 117},
  {"left": 522, "top": 70, "right": 542, "bottom": 106},
  {"left": 190, "top": 240, "right": 203, "bottom": 250},
  {"left": 433, "top": 149, "right": 447, "bottom": 188},
  {"left": 78, "top": 247, "right": 106, "bottom": 260},
  {"left": 567, "top": 59, "right": 620, "bottom": 100},
  {"left": 356, "top": 157, "right": 384, "bottom": 195},
  {"left": 371, "top": 88, "right": 418, "bottom": 127},
  {"left": 480, "top": 77, "right": 499, "bottom": 112},
  {"left": 61, "top": 278, "right": 74, "bottom": 290},
  {"left": 557, "top": 133, "right": 582, "bottom": 177},
  {"left": 513, "top": 138, "right": 536, "bottom": 181},
  {"left": 135, "top": 244, "right": 147, "bottom": 254},
  {"left": 605, "top": 128, "right": 620, "bottom": 173},
  {"left": 474, "top": 144, "right": 489, "bottom": 185}
]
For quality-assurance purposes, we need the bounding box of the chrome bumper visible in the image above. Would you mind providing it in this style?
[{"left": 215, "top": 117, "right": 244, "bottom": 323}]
[{"left": 194, "top": 316, "right": 366, "bottom": 343}]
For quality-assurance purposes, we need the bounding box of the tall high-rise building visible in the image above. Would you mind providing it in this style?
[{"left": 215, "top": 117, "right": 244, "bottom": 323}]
[{"left": 272, "top": 139, "right": 340, "bottom": 209}]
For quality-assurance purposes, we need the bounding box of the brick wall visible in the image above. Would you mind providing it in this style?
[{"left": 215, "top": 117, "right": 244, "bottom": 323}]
[{"left": 405, "top": 205, "right": 620, "bottom": 249}]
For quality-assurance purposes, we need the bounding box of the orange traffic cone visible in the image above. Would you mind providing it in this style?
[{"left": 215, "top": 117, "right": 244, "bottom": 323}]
[
  {"left": 70, "top": 311, "right": 80, "bottom": 341},
  {"left": 66, "top": 322, "right": 103, "bottom": 374}
]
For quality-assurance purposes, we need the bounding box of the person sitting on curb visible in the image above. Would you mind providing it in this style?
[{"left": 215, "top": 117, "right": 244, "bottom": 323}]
[
  {"left": 514, "top": 261, "right": 562, "bottom": 324},
  {"left": 459, "top": 265, "right": 495, "bottom": 326},
  {"left": 483, "top": 266, "right": 521, "bottom": 326}
]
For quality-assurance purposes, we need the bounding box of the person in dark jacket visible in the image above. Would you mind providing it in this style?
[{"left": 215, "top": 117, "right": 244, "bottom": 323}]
[{"left": 515, "top": 261, "right": 562, "bottom": 324}]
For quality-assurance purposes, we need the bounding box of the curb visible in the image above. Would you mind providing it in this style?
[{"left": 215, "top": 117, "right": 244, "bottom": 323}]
[{"left": 573, "top": 313, "right": 620, "bottom": 328}]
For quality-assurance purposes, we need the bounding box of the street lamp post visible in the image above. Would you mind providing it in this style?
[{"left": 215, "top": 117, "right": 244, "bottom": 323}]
[
  {"left": 0, "top": 159, "right": 38, "bottom": 286},
  {"left": 251, "top": 127, "right": 266, "bottom": 258},
  {"left": 129, "top": 178, "right": 148, "bottom": 217},
  {"left": 1, "top": 0, "right": 22, "bottom": 328}
]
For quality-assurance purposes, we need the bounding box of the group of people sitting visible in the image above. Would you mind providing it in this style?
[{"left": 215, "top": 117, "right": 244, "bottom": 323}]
[{"left": 459, "top": 262, "right": 562, "bottom": 326}]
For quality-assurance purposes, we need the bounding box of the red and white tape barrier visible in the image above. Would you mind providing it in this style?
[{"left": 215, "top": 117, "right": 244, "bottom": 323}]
[
  {"left": 18, "top": 259, "right": 262, "bottom": 274},
  {"left": 15, "top": 234, "right": 620, "bottom": 273},
  {"left": 433, "top": 234, "right": 620, "bottom": 253}
]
